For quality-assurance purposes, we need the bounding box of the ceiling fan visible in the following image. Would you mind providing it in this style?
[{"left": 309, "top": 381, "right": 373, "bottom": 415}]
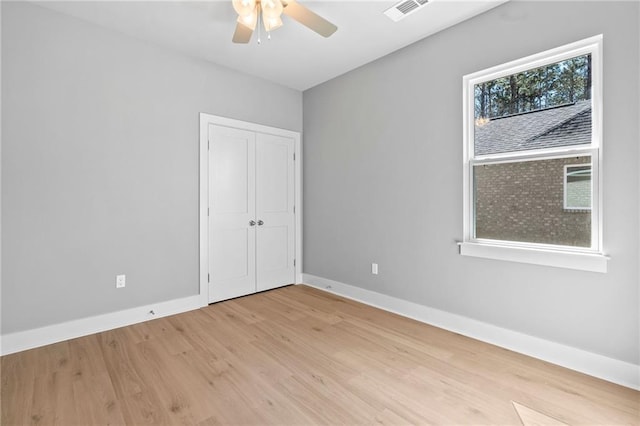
[{"left": 231, "top": 0, "right": 338, "bottom": 43}]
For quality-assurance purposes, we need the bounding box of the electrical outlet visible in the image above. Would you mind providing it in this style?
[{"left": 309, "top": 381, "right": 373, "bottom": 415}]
[
  {"left": 116, "top": 274, "right": 126, "bottom": 288},
  {"left": 372, "top": 263, "right": 378, "bottom": 275}
]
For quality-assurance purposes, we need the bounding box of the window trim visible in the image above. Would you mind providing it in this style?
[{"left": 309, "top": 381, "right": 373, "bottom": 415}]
[
  {"left": 461, "top": 35, "right": 607, "bottom": 273},
  {"left": 563, "top": 163, "right": 592, "bottom": 211}
]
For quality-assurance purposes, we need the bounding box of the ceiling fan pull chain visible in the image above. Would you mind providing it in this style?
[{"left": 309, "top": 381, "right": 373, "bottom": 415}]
[{"left": 257, "top": 4, "right": 262, "bottom": 44}]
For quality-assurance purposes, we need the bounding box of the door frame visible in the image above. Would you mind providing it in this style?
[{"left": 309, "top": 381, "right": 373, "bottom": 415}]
[{"left": 198, "top": 113, "right": 302, "bottom": 305}]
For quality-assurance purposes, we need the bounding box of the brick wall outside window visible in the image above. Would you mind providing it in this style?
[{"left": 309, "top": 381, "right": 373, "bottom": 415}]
[{"left": 474, "top": 156, "right": 591, "bottom": 247}]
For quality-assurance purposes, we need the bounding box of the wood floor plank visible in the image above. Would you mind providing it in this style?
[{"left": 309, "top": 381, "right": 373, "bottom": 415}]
[
  {"left": 130, "top": 338, "right": 204, "bottom": 425},
  {"left": 30, "top": 370, "right": 77, "bottom": 426},
  {"left": 2, "top": 285, "right": 638, "bottom": 425},
  {"left": 72, "top": 372, "right": 126, "bottom": 425},
  {"left": 1, "top": 352, "right": 35, "bottom": 425},
  {"left": 118, "top": 388, "right": 172, "bottom": 425},
  {"left": 275, "top": 374, "right": 374, "bottom": 424},
  {"left": 68, "top": 334, "right": 109, "bottom": 381},
  {"left": 98, "top": 329, "right": 146, "bottom": 397}
]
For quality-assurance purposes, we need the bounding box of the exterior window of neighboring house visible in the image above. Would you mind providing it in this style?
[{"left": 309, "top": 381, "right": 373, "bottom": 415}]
[
  {"left": 564, "top": 164, "right": 592, "bottom": 210},
  {"left": 461, "top": 35, "right": 607, "bottom": 272}
]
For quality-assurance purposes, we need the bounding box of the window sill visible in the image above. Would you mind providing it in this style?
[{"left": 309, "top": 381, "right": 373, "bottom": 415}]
[{"left": 459, "top": 242, "right": 609, "bottom": 273}]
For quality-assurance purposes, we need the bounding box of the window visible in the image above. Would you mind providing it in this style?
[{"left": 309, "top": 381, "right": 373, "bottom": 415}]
[
  {"left": 564, "top": 164, "right": 592, "bottom": 210},
  {"left": 461, "top": 35, "right": 607, "bottom": 272}
]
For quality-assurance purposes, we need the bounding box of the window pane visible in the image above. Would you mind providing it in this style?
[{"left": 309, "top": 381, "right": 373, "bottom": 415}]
[
  {"left": 565, "top": 165, "right": 591, "bottom": 209},
  {"left": 474, "top": 156, "right": 591, "bottom": 247},
  {"left": 474, "top": 54, "right": 592, "bottom": 156}
]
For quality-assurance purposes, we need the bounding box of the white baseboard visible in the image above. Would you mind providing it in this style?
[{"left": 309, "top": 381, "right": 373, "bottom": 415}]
[
  {"left": 301, "top": 273, "right": 640, "bottom": 390},
  {"left": 1, "top": 294, "right": 205, "bottom": 356}
]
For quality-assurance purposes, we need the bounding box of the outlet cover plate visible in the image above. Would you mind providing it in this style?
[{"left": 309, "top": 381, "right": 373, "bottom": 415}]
[{"left": 116, "top": 274, "right": 126, "bottom": 288}]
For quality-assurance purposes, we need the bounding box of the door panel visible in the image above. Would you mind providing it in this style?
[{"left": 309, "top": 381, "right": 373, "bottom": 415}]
[
  {"left": 256, "top": 133, "right": 295, "bottom": 291},
  {"left": 213, "top": 228, "right": 251, "bottom": 280},
  {"left": 212, "top": 138, "right": 250, "bottom": 214},
  {"left": 259, "top": 225, "right": 289, "bottom": 270},
  {"left": 259, "top": 142, "right": 289, "bottom": 213},
  {"left": 209, "top": 125, "right": 256, "bottom": 302}
]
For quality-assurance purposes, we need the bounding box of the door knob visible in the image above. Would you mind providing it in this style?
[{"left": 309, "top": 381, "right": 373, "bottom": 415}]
[
  {"left": 257, "top": 220, "right": 264, "bottom": 226},
  {"left": 249, "top": 220, "right": 256, "bottom": 226}
]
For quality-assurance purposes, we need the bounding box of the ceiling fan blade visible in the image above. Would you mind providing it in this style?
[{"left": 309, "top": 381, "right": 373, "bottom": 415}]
[
  {"left": 232, "top": 21, "right": 254, "bottom": 43},
  {"left": 282, "top": 0, "right": 337, "bottom": 38}
]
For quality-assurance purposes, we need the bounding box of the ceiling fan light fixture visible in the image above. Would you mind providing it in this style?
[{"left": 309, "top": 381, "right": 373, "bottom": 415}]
[
  {"left": 231, "top": 0, "right": 337, "bottom": 43},
  {"left": 262, "top": 15, "right": 283, "bottom": 32},
  {"left": 261, "top": 0, "right": 284, "bottom": 20},
  {"left": 238, "top": 10, "right": 258, "bottom": 30},
  {"left": 232, "top": 0, "right": 257, "bottom": 17}
]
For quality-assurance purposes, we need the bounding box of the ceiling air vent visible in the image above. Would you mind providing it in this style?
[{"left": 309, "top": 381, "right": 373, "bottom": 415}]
[{"left": 384, "top": 0, "right": 430, "bottom": 22}]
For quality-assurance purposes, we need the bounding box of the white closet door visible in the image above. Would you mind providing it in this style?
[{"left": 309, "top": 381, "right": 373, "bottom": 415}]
[
  {"left": 255, "top": 133, "right": 295, "bottom": 291},
  {"left": 209, "top": 125, "right": 256, "bottom": 302}
]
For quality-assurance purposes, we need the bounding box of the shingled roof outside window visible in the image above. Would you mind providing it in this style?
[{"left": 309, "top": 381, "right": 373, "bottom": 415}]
[{"left": 474, "top": 100, "right": 592, "bottom": 156}]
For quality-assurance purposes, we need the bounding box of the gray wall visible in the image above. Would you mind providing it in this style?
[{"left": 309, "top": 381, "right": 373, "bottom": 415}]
[
  {"left": 1, "top": 1, "right": 302, "bottom": 334},
  {"left": 303, "top": 1, "right": 639, "bottom": 365}
]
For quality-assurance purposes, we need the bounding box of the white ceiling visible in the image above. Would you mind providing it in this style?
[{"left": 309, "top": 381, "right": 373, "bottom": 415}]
[{"left": 35, "top": 0, "right": 508, "bottom": 91}]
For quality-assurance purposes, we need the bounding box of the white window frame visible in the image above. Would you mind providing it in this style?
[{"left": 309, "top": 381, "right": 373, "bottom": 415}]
[
  {"left": 563, "top": 163, "right": 592, "bottom": 211},
  {"left": 460, "top": 35, "right": 608, "bottom": 273}
]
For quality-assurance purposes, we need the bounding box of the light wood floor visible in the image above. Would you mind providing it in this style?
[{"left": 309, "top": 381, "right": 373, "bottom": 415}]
[{"left": 2, "top": 285, "right": 638, "bottom": 425}]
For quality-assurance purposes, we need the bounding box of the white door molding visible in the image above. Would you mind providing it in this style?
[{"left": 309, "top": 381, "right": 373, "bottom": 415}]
[{"left": 199, "top": 114, "right": 302, "bottom": 304}]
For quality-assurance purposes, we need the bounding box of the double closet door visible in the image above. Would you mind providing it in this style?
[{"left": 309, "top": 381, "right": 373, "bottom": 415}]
[{"left": 208, "top": 124, "right": 295, "bottom": 303}]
